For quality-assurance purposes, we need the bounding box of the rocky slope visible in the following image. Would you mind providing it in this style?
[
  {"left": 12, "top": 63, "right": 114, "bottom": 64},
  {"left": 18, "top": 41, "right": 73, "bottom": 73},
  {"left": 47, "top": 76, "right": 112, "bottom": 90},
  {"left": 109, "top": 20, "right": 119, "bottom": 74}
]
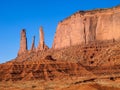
[
  {"left": 1, "top": 41, "right": 120, "bottom": 81},
  {"left": 0, "top": 59, "right": 94, "bottom": 81}
]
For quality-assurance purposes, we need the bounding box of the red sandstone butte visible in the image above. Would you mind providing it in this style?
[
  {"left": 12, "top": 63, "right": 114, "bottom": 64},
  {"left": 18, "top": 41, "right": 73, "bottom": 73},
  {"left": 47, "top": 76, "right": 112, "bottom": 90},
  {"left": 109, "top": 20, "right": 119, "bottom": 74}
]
[{"left": 52, "top": 6, "right": 120, "bottom": 49}]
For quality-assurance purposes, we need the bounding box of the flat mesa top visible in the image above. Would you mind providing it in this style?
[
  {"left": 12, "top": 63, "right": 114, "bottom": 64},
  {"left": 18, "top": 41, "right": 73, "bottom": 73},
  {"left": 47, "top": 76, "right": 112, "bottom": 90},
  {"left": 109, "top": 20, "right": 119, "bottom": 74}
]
[{"left": 60, "top": 5, "right": 120, "bottom": 23}]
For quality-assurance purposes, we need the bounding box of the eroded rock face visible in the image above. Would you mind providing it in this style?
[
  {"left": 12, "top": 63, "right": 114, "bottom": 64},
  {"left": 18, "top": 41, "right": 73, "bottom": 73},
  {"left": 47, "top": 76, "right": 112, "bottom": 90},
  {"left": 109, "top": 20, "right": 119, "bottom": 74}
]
[
  {"left": 0, "top": 60, "right": 93, "bottom": 81},
  {"left": 18, "top": 29, "right": 28, "bottom": 56},
  {"left": 1, "top": 40, "right": 120, "bottom": 81},
  {"left": 52, "top": 7, "right": 120, "bottom": 49},
  {"left": 37, "top": 27, "right": 49, "bottom": 51}
]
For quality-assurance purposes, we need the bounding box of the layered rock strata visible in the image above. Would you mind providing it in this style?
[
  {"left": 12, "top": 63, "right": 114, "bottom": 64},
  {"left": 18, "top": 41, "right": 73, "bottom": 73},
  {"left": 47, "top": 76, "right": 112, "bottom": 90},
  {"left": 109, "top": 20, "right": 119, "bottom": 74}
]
[
  {"left": 0, "top": 60, "right": 94, "bottom": 81},
  {"left": 1, "top": 41, "right": 120, "bottom": 81}
]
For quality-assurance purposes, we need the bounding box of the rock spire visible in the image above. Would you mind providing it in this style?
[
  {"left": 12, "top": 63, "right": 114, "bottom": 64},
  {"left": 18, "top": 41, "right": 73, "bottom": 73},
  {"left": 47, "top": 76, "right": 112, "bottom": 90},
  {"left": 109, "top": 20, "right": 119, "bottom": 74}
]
[
  {"left": 37, "top": 26, "right": 49, "bottom": 51},
  {"left": 18, "top": 29, "right": 28, "bottom": 56}
]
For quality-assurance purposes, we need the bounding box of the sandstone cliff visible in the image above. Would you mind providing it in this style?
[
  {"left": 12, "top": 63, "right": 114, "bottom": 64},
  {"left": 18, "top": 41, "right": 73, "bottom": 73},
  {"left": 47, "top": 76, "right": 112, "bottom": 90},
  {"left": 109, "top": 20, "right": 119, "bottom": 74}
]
[{"left": 52, "top": 6, "right": 120, "bottom": 49}]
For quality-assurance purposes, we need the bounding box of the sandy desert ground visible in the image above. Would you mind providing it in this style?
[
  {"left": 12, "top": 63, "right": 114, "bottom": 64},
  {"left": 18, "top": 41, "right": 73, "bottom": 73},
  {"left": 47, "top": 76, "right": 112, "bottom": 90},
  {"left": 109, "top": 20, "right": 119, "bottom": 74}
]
[{"left": 1, "top": 78, "right": 120, "bottom": 90}]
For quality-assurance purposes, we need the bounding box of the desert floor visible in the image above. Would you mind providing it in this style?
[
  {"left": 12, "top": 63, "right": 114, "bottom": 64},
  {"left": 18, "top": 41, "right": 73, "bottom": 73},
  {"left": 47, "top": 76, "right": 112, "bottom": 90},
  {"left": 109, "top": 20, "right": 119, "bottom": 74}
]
[{"left": 1, "top": 78, "right": 120, "bottom": 90}]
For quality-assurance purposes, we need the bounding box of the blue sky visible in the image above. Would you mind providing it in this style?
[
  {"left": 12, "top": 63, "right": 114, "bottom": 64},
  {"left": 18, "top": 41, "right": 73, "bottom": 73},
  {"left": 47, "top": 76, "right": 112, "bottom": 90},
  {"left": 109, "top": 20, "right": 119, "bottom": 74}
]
[{"left": 0, "top": 0, "right": 120, "bottom": 63}]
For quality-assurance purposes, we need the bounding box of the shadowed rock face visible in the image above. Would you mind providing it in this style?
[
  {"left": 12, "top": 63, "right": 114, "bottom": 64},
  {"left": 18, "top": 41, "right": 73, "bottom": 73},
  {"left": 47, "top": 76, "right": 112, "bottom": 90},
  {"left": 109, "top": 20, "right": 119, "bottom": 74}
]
[
  {"left": 30, "top": 36, "right": 35, "bottom": 51},
  {"left": 52, "top": 6, "right": 120, "bottom": 49},
  {"left": 18, "top": 29, "right": 28, "bottom": 56},
  {"left": 37, "top": 27, "right": 49, "bottom": 51}
]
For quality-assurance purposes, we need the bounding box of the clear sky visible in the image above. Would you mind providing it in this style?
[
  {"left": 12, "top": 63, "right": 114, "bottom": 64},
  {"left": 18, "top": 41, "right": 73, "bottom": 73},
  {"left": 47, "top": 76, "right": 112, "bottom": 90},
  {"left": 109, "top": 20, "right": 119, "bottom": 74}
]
[{"left": 0, "top": 0, "right": 120, "bottom": 63}]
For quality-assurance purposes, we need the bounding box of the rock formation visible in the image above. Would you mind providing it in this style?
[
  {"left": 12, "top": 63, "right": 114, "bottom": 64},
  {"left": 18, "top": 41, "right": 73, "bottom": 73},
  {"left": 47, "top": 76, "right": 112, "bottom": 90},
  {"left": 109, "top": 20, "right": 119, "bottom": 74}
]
[
  {"left": 52, "top": 6, "right": 120, "bottom": 49},
  {"left": 0, "top": 60, "right": 94, "bottom": 81},
  {"left": 2, "top": 6, "right": 120, "bottom": 83},
  {"left": 37, "top": 26, "right": 49, "bottom": 51},
  {"left": 18, "top": 29, "right": 28, "bottom": 56},
  {"left": 1, "top": 40, "right": 120, "bottom": 81},
  {"left": 18, "top": 26, "right": 49, "bottom": 55},
  {"left": 30, "top": 36, "right": 35, "bottom": 51}
]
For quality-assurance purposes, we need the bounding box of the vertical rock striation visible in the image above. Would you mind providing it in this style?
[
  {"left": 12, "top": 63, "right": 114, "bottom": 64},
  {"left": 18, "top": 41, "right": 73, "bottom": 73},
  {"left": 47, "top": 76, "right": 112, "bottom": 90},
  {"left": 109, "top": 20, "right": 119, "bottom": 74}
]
[
  {"left": 18, "top": 29, "right": 28, "bottom": 56},
  {"left": 37, "top": 26, "right": 49, "bottom": 51},
  {"left": 30, "top": 36, "right": 35, "bottom": 51},
  {"left": 52, "top": 7, "right": 120, "bottom": 49}
]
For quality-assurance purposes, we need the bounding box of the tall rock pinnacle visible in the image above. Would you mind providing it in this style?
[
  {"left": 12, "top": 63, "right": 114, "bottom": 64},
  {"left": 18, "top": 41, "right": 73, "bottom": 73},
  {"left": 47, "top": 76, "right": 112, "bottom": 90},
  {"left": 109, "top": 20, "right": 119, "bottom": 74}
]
[
  {"left": 39, "top": 26, "right": 44, "bottom": 48},
  {"left": 18, "top": 29, "right": 28, "bottom": 56},
  {"left": 30, "top": 36, "right": 35, "bottom": 51},
  {"left": 37, "top": 26, "right": 49, "bottom": 51}
]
